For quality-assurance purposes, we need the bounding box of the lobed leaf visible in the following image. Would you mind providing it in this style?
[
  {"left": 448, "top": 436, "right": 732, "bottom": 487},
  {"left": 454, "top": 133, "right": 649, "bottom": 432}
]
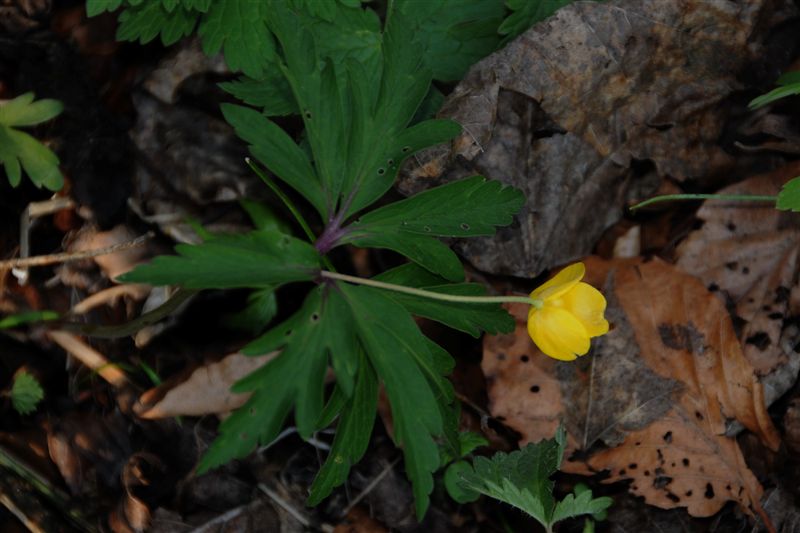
[
  {"left": 343, "top": 176, "right": 524, "bottom": 280},
  {"left": 118, "top": 229, "right": 320, "bottom": 289}
]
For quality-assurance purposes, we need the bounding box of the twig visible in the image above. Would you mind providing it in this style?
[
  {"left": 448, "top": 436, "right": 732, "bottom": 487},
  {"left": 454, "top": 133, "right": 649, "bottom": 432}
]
[
  {"left": 46, "top": 330, "right": 129, "bottom": 388},
  {"left": 13, "top": 196, "right": 76, "bottom": 285},
  {"left": 339, "top": 457, "right": 401, "bottom": 519},
  {"left": 0, "top": 232, "right": 153, "bottom": 270},
  {"left": 70, "top": 284, "right": 151, "bottom": 315},
  {"left": 258, "top": 483, "right": 334, "bottom": 532}
]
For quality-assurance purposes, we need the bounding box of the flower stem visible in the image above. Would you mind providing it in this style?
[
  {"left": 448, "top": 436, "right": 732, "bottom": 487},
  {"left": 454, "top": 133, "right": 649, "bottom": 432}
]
[
  {"left": 320, "top": 271, "right": 540, "bottom": 306},
  {"left": 246, "top": 158, "right": 337, "bottom": 272},
  {"left": 630, "top": 193, "right": 777, "bottom": 211},
  {"left": 246, "top": 158, "right": 317, "bottom": 243}
]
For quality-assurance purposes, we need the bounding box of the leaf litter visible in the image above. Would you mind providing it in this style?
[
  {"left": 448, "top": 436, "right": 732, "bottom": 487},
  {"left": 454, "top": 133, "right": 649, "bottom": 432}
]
[{"left": 483, "top": 257, "right": 780, "bottom": 518}]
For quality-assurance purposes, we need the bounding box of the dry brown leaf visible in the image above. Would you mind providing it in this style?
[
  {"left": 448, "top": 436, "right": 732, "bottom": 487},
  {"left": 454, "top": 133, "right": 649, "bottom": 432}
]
[
  {"left": 483, "top": 257, "right": 779, "bottom": 518},
  {"left": 676, "top": 162, "right": 800, "bottom": 404},
  {"left": 398, "top": 0, "right": 787, "bottom": 277},
  {"left": 135, "top": 352, "right": 277, "bottom": 419}
]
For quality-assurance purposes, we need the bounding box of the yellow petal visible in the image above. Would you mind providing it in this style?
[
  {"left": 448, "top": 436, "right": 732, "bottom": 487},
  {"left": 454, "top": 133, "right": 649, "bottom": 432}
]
[
  {"left": 559, "top": 282, "right": 609, "bottom": 337},
  {"left": 531, "top": 263, "right": 585, "bottom": 301},
  {"left": 527, "top": 306, "right": 591, "bottom": 361}
]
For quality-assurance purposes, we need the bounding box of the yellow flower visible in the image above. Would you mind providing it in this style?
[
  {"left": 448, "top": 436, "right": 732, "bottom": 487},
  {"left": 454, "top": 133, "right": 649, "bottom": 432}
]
[{"left": 527, "top": 262, "right": 609, "bottom": 361}]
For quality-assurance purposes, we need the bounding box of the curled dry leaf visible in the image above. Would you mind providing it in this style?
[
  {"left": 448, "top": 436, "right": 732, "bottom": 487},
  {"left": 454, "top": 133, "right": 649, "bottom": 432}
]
[
  {"left": 483, "top": 257, "right": 779, "bottom": 517},
  {"left": 135, "top": 352, "right": 278, "bottom": 419},
  {"left": 676, "top": 162, "right": 800, "bottom": 405},
  {"left": 399, "top": 0, "right": 781, "bottom": 277}
]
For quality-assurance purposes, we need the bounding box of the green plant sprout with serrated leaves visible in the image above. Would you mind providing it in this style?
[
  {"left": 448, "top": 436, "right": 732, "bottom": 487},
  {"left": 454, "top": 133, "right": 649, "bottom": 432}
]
[
  {"left": 458, "top": 427, "right": 613, "bottom": 532},
  {"left": 0, "top": 92, "right": 64, "bottom": 190},
  {"left": 82, "top": 0, "right": 607, "bottom": 521},
  {"left": 7, "top": 371, "right": 45, "bottom": 416}
]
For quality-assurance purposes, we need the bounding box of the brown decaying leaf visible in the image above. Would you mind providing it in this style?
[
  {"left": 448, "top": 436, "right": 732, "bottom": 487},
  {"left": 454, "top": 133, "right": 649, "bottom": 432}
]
[
  {"left": 676, "top": 162, "right": 800, "bottom": 404},
  {"left": 135, "top": 352, "right": 277, "bottom": 419},
  {"left": 483, "top": 257, "right": 779, "bottom": 518},
  {"left": 399, "top": 0, "right": 784, "bottom": 277}
]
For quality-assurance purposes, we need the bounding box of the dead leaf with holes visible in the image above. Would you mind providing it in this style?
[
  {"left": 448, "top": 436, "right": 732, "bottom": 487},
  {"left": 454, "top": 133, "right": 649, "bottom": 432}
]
[
  {"left": 483, "top": 257, "right": 779, "bottom": 519},
  {"left": 134, "top": 352, "right": 277, "bottom": 419},
  {"left": 676, "top": 161, "right": 800, "bottom": 406}
]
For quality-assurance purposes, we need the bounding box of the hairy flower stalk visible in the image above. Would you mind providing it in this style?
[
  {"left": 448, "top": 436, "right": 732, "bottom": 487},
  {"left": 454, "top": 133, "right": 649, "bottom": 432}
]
[{"left": 321, "top": 262, "right": 609, "bottom": 361}]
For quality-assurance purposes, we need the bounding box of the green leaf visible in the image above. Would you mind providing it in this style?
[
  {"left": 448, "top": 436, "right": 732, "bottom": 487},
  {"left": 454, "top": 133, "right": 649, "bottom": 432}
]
[
  {"left": 86, "top": 0, "right": 123, "bottom": 16},
  {"left": 375, "top": 263, "right": 515, "bottom": 336},
  {"left": 343, "top": 176, "right": 524, "bottom": 280},
  {"left": 198, "top": 0, "right": 275, "bottom": 78},
  {"left": 10, "top": 372, "right": 44, "bottom": 415},
  {"left": 221, "top": 103, "right": 327, "bottom": 218},
  {"left": 239, "top": 200, "right": 292, "bottom": 233},
  {"left": 118, "top": 229, "right": 319, "bottom": 289},
  {"left": 0, "top": 93, "right": 64, "bottom": 190},
  {"left": 445, "top": 460, "right": 481, "bottom": 503},
  {"left": 307, "top": 356, "right": 378, "bottom": 506},
  {"left": 339, "top": 284, "right": 451, "bottom": 519},
  {"left": 199, "top": 287, "right": 358, "bottom": 472},
  {"left": 396, "top": 0, "right": 505, "bottom": 82},
  {"left": 776, "top": 176, "right": 800, "bottom": 212},
  {"left": 777, "top": 70, "right": 800, "bottom": 86},
  {"left": 458, "top": 431, "right": 489, "bottom": 456},
  {"left": 749, "top": 82, "right": 800, "bottom": 109},
  {"left": 116, "top": 1, "right": 199, "bottom": 45},
  {"left": 457, "top": 426, "right": 611, "bottom": 528},
  {"left": 222, "top": 288, "right": 277, "bottom": 334},
  {"left": 551, "top": 490, "right": 613, "bottom": 526},
  {"left": 0, "top": 92, "right": 62, "bottom": 127},
  {"left": 458, "top": 426, "right": 566, "bottom": 528},
  {"left": 219, "top": 74, "right": 296, "bottom": 116},
  {"left": 498, "top": 0, "right": 574, "bottom": 42},
  {"left": 265, "top": 4, "right": 461, "bottom": 220}
]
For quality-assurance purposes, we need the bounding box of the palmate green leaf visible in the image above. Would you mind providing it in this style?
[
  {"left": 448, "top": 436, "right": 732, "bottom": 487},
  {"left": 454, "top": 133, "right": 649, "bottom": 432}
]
[
  {"left": 307, "top": 356, "right": 378, "bottom": 506},
  {"left": 396, "top": 0, "right": 505, "bottom": 82},
  {"left": 342, "top": 176, "right": 524, "bottom": 280},
  {"left": 220, "top": 104, "right": 327, "bottom": 216},
  {"left": 198, "top": 0, "right": 275, "bottom": 78},
  {"left": 339, "top": 284, "right": 452, "bottom": 519},
  {"left": 0, "top": 93, "right": 63, "bottom": 190},
  {"left": 776, "top": 176, "right": 800, "bottom": 212},
  {"left": 265, "top": 4, "right": 462, "bottom": 221},
  {"left": 85, "top": 0, "right": 123, "bottom": 17},
  {"left": 222, "top": 287, "right": 277, "bottom": 335},
  {"left": 219, "top": 74, "right": 296, "bottom": 117},
  {"left": 498, "top": 0, "right": 574, "bottom": 42},
  {"left": 198, "top": 287, "right": 359, "bottom": 473},
  {"left": 11, "top": 372, "right": 44, "bottom": 415},
  {"left": 375, "top": 263, "right": 514, "bottom": 336},
  {"left": 118, "top": 229, "right": 319, "bottom": 289},
  {"left": 116, "top": 1, "right": 199, "bottom": 45}
]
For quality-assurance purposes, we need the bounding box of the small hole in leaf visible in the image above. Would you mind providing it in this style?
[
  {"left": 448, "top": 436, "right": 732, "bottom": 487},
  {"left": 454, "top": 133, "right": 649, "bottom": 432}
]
[
  {"left": 285, "top": 329, "right": 293, "bottom": 336},
  {"left": 401, "top": 146, "right": 411, "bottom": 153},
  {"left": 628, "top": 463, "right": 637, "bottom": 469},
  {"left": 529, "top": 385, "right": 540, "bottom": 393},
  {"left": 249, "top": 407, "right": 256, "bottom": 415},
  {"left": 377, "top": 168, "right": 385, "bottom": 175},
  {"left": 460, "top": 223, "right": 470, "bottom": 230},
  {"left": 304, "top": 110, "right": 312, "bottom": 119},
  {"left": 387, "top": 158, "right": 395, "bottom": 166},
  {"left": 695, "top": 411, "right": 704, "bottom": 421},
  {"left": 704, "top": 483, "right": 714, "bottom": 499},
  {"left": 662, "top": 431, "right": 672, "bottom": 443},
  {"left": 423, "top": 225, "right": 431, "bottom": 232},
  {"left": 682, "top": 458, "right": 690, "bottom": 466},
  {"left": 311, "top": 313, "right": 320, "bottom": 322},
  {"left": 520, "top": 355, "right": 530, "bottom": 363}
]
